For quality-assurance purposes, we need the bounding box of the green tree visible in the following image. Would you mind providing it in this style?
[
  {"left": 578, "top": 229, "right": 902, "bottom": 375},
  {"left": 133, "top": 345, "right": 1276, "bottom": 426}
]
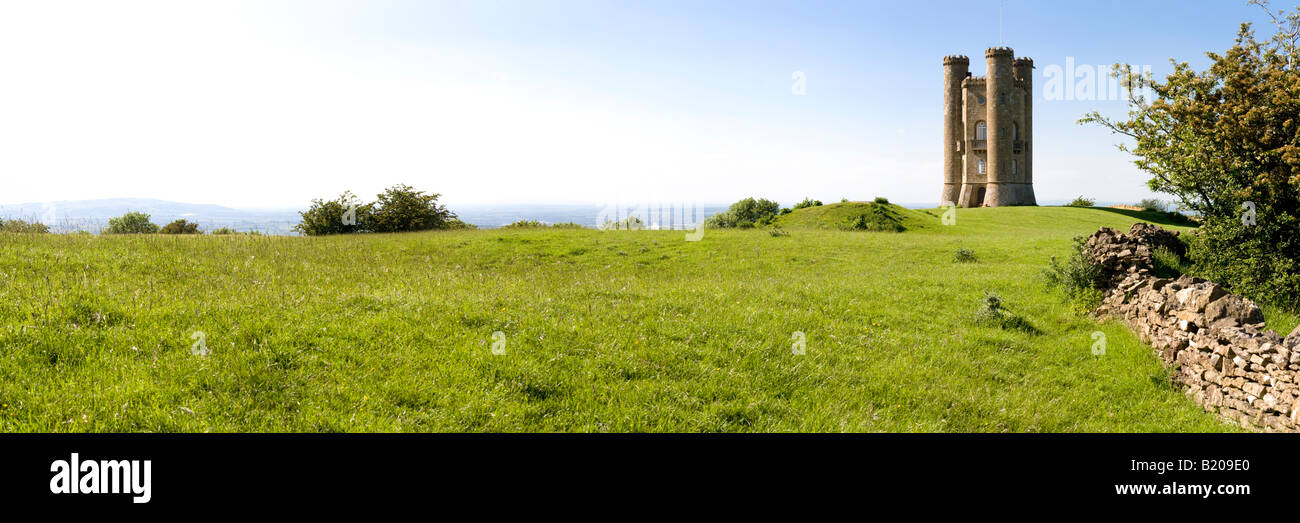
[
  {"left": 1081, "top": 1, "right": 1300, "bottom": 304},
  {"left": 104, "top": 212, "right": 159, "bottom": 234},
  {"left": 368, "top": 184, "right": 457, "bottom": 233},
  {"left": 159, "top": 219, "right": 201, "bottom": 234},
  {"left": 0, "top": 219, "right": 50, "bottom": 234},
  {"left": 293, "top": 191, "right": 371, "bottom": 236},
  {"left": 705, "top": 197, "right": 782, "bottom": 228}
]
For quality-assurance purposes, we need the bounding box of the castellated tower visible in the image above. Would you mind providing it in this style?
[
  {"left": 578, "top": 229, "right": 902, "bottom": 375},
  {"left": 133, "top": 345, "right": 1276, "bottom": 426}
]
[{"left": 941, "top": 47, "right": 1036, "bottom": 207}]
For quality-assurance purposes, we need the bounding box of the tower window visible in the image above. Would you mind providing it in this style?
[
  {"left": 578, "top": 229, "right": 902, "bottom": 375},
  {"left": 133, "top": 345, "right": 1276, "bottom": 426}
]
[
  {"left": 977, "top": 158, "right": 986, "bottom": 174},
  {"left": 1012, "top": 159, "right": 1018, "bottom": 175},
  {"left": 999, "top": 93, "right": 1006, "bottom": 103},
  {"left": 975, "top": 121, "right": 987, "bottom": 140},
  {"left": 1012, "top": 122, "right": 1020, "bottom": 140},
  {"left": 977, "top": 96, "right": 986, "bottom": 105}
]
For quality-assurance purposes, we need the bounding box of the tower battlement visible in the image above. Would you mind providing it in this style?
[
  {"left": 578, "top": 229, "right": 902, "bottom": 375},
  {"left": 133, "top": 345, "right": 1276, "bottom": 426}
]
[
  {"left": 940, "top": 47, "right": 1036, "bottom": 208},
  {"left": 985, "top": 47, "right": 1014, "bottom": 58}
]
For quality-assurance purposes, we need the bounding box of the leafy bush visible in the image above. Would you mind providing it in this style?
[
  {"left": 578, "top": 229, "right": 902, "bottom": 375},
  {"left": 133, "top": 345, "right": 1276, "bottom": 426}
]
[
  {"left": 503, "top": 220, "right": 583, "bottom": 229},
  {"left": 1065, "top": 196, "right": 1095, "bottom": 207},
  {"left": 704, "top": 197, "right": 781, "bottom": 228},
  {"left": 768, "top": 226, "right": 789, "bottom": 237},
  {"left": 844, "top": 204, "right": 905, "bottom": 232},
  {"left": 159, "top": 219, "right": 201, "bottom": 235},
  {"left": 0, "top": 219, "right": 50, "bottom": 234},
  {"left": 873, "top": 196, "right": 890, "bottom": 204},
  {"left": 210, "top": 227, "right": 238, "bottom": 235},
  {"left": 1043, "top": 236, "right": 1106, "bottom": 308},
  {"left": 1081, "top": 2, "right": 1300, "bottom": 306},
  {"left": 953, "top": 248, "right": 978, "bottom": 263},
  {"left": 792, "top": 198, "right": 822, "bottom": 210},
  {"left": 1137, "top": 198, "right": 1166, "bottom": 212},
  {"left": 368, "top": 184, "right": 457, "bottom": 233},
  {"left": 104, "top": 212, "right": 159, "bottom": 234},
  {"left": 294, "top": 191, "right": 371, "bottom": 236},
  {"left": 600, "top": 215, "right": 644, "bottom": 230}
]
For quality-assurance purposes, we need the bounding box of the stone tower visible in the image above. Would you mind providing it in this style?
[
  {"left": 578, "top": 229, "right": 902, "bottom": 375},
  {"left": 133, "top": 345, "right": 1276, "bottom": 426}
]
[{"left": 941, "top": 47, "right": 1036, "bottom": 207}]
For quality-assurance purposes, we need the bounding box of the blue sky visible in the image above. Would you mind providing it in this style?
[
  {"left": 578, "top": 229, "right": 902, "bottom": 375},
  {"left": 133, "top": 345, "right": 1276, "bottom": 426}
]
[{"left": 0, "top": 0, "right": 1280, "bottom": 208}]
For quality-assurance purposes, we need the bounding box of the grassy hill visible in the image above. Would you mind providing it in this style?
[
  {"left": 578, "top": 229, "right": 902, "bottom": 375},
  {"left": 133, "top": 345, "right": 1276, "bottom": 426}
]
[
  {"left": 774, "top": 201, "right": 935, "bottom": 232},
  {"left": 1, "top": 206, "right": 1294, "bottom": 432}
]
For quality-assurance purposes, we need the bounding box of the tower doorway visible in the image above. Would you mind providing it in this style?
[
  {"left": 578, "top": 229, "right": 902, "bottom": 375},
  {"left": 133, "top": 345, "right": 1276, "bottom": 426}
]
[{"left": 976, "top": 187, "right": 987, "bottom": 206}]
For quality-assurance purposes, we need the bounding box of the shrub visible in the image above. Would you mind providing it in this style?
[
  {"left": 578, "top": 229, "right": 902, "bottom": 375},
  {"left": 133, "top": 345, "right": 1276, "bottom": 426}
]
[
  {"left": 368, "top": 184, "right": 457, "bottom": 233},
  {"left": 294, "top": 191, "right": 371, "bottom": 236},
  {"left": 704, "top": 197, "right": 781, "bottom": 229},
  {"left": 0, "top": 219, "right": 50, "bottom": 234},
  {"left": 1151, "top": 246, "right": 1186, "bottom": 279},
  {"left": 953, "top": 248, "right": 978, "bottom": 263},
  {"left": 844, "top": 205, "right": 905, "bottom": 232},
  {"left": 1137, "top": 198, "right": 1166, "bottom": 212},
  {"left": 104, "top": 212, "right": 159, "bottom": 234},
  {"left": 873, "top": 196, "right": 890, "bottom": 204},
  {"left": 792, "top": 198, "right": 822, "bottom": 210},
  {"left": 768, "top": 226, "right": 789, "bottom": 237},
  {"left": 1065, "top": 196, "right": 1095, "bottom": 207},
  {"left": 210, "top": 227, "right": 238, "bottom": 235},
  {"left": 973, "top": 291, "right": 1038, "bottom": 333},
  {"left": 159, "top": 219, "right": 201, "bottom": 235},
  {"left": 1043, "top": 236, "right": 1106, "bottom": 307},
  {"left": 502, "top": 220, "right": 581, "bottom": 229},
  {"left": 600, "top": 215, "right": 644, "bottom": 230}
]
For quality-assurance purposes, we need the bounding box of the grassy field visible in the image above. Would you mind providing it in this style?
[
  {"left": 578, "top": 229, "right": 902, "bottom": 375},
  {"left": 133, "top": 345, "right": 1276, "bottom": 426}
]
[{"left": 2, "top": 204, "right": 1296, "bottom": 432}]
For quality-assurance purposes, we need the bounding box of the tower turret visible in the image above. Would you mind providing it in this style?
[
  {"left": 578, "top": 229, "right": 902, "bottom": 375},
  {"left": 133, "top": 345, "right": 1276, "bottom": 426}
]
[
  {"left": 983, "top": 47, "right": 1013, "bottom": 206},
  {"left": 941, "top": 55, "right": 969, "bottom": 205},
  {"left": 1013, "top": 57, "right": 1035, "bottom": 204}
]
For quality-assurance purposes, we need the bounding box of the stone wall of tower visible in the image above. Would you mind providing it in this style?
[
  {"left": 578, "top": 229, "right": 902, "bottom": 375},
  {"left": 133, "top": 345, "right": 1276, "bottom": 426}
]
[
  {"left": 941, "top": 55, "right": 969, "bottom": 206},
  {"left": 959, "top": 76, "right": 987, "bottom": 207}
]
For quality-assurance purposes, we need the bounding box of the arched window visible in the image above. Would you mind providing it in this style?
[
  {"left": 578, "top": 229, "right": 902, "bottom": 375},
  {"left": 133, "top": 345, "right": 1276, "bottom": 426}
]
[
  {"left": 975, "top": 121, "right": 987, "bottom": 140},
  {"left": 1012, "top": 122, "right": 1020, "bottom": 140},
  {"left": 977, "top": 158, "right": 986, "bottom": 174}
]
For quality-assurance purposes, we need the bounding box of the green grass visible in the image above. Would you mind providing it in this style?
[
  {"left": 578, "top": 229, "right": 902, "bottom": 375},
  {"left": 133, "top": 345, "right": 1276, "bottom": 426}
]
[{"left": 0, "top": 206, "right": 1267, "bottom": 432}]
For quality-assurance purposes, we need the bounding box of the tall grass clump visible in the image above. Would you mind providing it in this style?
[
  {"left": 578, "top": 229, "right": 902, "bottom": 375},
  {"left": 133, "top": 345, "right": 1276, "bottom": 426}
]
[{"left": 1043, "top": 236, "right": 1105, "bottom": 311}]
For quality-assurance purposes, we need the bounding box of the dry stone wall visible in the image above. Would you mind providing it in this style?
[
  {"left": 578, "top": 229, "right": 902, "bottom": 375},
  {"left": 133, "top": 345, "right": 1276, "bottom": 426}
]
[{"left": 1089, "top": 223, "right": 1300, "bottom": 432}]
